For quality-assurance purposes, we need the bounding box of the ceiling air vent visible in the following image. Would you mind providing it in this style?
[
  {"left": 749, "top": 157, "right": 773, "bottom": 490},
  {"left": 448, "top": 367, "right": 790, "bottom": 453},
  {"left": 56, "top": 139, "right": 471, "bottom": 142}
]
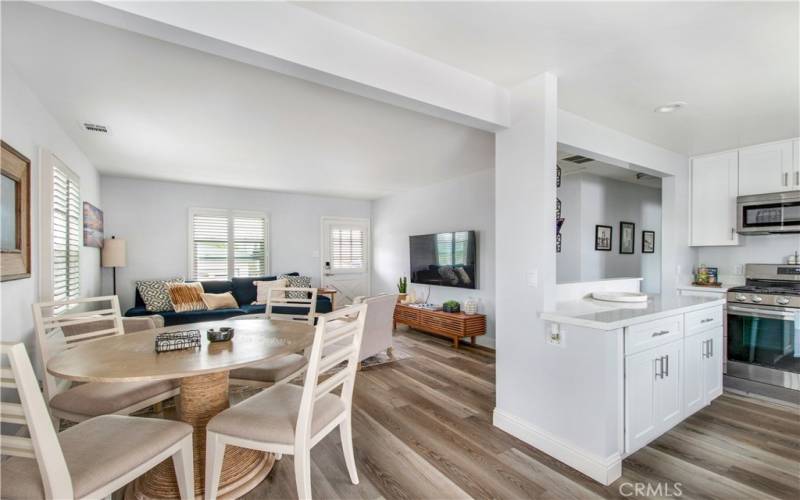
[
  {"left": 82, "top": 122, "right": 109, "bottom": 134},
  {"left": 562, "top": 154, "right": 593, "bottom": 164}
]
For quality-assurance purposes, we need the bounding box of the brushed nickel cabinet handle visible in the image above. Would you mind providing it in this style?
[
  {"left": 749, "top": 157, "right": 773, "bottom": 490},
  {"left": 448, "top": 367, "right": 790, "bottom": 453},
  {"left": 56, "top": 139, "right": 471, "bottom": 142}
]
[
  {"left": 700, "top": 318, "right": 714, "bottom": 323},
  {"left": 796, "top": 171, "right": 799, "bottom": 186},
  {"left": 784, "top": 172, "right": 789, "bottom": 186},
  {"left": 709, "top": 339, "right": 713, "bottom": 358},
  {"left": 665, "top": 354, "right": 669, "bottom": 377},
  {"left": 651, "top": 330, "right": 670, "bottom": 337}
]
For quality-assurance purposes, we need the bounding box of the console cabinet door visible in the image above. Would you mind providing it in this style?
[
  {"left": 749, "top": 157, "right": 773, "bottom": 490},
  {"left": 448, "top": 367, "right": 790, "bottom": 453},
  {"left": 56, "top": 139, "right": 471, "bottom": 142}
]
[
  {"left": 739, "top": 140, "right": 794, "bottom": 195},
  {"left": 654, "top": 341, "right": 684, "bottom": 431},
  {"left": 625, "top": 348, "right": 659, "bottom": 454},
  {"left": 704, "top": 327, "right": 724, "bottom": 401},
  {"left": 690, "top": 152, "right": 739, "bottom": 246},
  {"left": 683, "top": 332, "right": 706, "bottom": 416}
]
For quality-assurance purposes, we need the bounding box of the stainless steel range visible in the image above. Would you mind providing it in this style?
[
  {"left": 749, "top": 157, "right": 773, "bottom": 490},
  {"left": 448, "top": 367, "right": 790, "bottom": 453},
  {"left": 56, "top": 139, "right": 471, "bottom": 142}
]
[{"left": 727, "top": 264, "right": 800, "bottom": 392}]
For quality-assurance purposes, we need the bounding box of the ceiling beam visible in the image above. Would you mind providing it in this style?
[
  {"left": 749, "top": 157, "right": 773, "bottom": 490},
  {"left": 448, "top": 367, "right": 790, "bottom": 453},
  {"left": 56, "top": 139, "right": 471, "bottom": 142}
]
[{"left": 38, "top": 0, "right": 509, "bottom": 131}]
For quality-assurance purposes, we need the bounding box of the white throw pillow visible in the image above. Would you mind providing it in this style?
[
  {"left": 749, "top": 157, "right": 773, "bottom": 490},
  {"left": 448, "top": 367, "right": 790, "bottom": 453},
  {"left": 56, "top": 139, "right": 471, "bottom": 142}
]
[{"left": 252, "top": 278, "right": 288, "bottom": 305}]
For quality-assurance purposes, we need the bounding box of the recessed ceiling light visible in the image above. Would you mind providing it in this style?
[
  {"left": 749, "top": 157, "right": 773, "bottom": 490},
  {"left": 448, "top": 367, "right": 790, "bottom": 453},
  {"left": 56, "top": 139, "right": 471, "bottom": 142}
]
[{"left": 654, "top": 101, "right": 687, "bottom": 113}]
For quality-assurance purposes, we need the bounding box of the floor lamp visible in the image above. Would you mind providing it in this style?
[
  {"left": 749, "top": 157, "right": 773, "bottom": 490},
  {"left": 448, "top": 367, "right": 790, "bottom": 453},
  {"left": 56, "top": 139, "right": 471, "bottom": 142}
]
[{"left": 102, "top": 236, "right": 126, "bottom": 296}]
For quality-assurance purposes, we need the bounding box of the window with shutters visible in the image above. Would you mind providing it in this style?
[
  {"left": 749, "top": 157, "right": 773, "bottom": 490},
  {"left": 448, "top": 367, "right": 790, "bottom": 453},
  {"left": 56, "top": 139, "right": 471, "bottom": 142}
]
[
  {"left": 52, "top": 164, "right": 81, "bottom": 305},
  {"left": 329, "top": 227, "right": 365, "bottom": 270},
  {"left": 189, "top": 209, "right": 268, "bottom": 280},
  {"left": 436, "top": 231, "right": 469, "bottom": 266}
]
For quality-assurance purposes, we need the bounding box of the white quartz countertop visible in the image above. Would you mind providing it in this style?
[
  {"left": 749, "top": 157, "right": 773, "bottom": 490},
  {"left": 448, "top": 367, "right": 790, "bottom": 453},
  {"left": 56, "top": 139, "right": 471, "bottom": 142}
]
[
  {"left": 540, "top": 294, "right": 725, "bottom": 331},
  {"left": 676, "top": 284, "right": 732, "bottom": 292}
]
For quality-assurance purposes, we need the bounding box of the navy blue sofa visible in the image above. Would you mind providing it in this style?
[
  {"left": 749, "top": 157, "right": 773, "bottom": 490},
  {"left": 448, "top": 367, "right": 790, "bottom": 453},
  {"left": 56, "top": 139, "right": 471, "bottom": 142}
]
[{"left": 124, "top": 273, "right": 331, "bottom": 326}]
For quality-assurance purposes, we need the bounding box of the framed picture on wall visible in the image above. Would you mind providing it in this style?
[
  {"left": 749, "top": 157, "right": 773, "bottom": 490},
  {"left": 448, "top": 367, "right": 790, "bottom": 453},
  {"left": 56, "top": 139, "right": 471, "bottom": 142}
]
[
  {"left": 642, "top": 231, "right": 655, "bottom": 253},
  {"left": 619, "top": 221, "right": 635, "bottom": 254},
  {"left": 595, "top": 225, "right": 612, "bottom": 251},
  {"left": 1, "top": 140, "right": 31, "bottom": 282}
]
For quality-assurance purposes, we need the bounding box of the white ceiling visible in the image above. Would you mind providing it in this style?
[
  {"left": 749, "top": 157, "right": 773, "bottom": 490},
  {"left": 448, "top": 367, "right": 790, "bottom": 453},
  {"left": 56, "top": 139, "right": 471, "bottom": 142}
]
[
  {"left": 558, "top": 150, "right": 662, "bottom": 189},
  {"left": 299, "top": 1, "right": 799, "bottom": 156},
  {"left": 1, "top": 3, "right": 493, "bottom": 200}
]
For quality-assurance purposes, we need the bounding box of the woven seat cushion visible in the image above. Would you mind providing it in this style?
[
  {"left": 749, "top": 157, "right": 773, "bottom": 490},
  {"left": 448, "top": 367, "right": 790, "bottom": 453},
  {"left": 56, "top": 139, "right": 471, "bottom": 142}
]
[
  {"left": 49, "top": 379, "right": 178, "bottom": 417},
  {"left": 229, "top": 354, "right": 307, "bottom": 383},
  {"left": 208, "top": 383, "right": 344, "bottom": 445},
  {"left": 1, "top": 415, "right": 192, "bottom": 499}
]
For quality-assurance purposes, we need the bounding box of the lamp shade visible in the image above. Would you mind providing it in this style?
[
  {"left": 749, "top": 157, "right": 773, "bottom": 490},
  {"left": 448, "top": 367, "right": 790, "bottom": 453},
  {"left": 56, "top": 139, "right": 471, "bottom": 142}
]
[{"left": 101, "top": 238, "right": 127, "bottom": 268}]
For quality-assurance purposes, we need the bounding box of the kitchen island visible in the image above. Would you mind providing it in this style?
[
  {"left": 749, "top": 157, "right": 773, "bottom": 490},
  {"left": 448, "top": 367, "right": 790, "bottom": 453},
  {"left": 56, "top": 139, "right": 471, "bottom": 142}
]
[{"left": 494, "top": 294, "right": 725, "bottom": 486}]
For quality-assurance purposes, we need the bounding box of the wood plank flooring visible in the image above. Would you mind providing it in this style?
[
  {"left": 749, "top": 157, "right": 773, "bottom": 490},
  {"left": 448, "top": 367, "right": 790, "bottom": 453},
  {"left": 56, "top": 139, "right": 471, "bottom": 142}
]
[{"left": 243, "top": 328, "right": 800, "bottom": 499}]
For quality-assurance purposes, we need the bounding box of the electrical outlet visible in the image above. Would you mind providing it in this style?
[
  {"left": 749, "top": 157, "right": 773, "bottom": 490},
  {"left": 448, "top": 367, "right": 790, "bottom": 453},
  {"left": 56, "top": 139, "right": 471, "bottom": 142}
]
[
  {"left": 734, "top": 264, "right": 743, "bottom": 275},
  {"left": 547, "top": 323, "right": 565, "bottom": 347}
]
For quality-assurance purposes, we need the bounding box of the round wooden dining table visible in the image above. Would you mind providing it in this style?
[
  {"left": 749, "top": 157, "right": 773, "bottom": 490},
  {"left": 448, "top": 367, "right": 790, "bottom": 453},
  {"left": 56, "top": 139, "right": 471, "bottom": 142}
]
[{"left": 47, "top": 318, "right": 315, "bottom": 500}]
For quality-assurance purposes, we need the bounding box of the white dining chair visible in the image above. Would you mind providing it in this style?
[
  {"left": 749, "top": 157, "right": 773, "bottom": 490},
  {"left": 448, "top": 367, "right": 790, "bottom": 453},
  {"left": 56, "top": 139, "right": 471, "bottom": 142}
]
[
  {"left": 229, "top": 287, "right": 317, "bottom": 388},
  {"left": 32, "top": 296, "right": 179, "bottom": 423},
  {"left": 205, "top": 303, "right": 368, "bottom": 500},
  {"left": 0, "top": 342, "right": 194, "bottom": 500}
]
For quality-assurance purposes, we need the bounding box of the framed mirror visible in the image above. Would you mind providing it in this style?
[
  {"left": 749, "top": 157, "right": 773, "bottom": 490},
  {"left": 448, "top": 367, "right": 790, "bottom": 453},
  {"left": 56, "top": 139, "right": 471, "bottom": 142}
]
[{"left": 1, "top": 141, "right": 31, "bottom": 281}]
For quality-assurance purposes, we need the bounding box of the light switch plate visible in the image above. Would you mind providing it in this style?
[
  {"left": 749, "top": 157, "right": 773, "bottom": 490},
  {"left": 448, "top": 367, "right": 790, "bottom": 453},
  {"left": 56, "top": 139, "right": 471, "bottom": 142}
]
[{"left": 527, "top": 270, "right": 538, "bottom": 287}]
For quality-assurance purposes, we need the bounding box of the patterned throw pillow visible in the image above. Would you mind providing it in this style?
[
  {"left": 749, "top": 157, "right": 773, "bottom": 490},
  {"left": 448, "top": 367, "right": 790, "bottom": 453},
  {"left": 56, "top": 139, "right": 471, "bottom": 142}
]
[
  {"left": 137, "top": 278, "right": 184, "bottom": 312},
  {"left": 167, "top": 282, "right": 207, "bottom": 313},
  {"left": 279, "top": 275, "right": 312, "bottom": 299}
]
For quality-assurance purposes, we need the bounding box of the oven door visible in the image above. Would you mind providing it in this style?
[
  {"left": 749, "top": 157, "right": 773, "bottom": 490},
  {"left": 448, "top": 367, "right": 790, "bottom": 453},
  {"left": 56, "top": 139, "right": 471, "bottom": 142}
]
[{"left": 727, "top": 305, "right": 799, "bottom": 390}]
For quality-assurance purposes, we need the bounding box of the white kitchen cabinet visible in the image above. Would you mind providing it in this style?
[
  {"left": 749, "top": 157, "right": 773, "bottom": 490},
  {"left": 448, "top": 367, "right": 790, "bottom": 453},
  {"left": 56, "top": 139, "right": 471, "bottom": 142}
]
[
  {"left": 738, "top": 140, "right": 795, "bottom": 195},
  {"left": 625, "top": 338, "right": 683, "bottom": 454},
  {"left": 683, "top": 332, "right": 706, "bottom": 415},
  {"left": 683, "top": 325, "right": 723, "bottom": 417},
  {"left": 690, "top": 152, "right": 739, "bottom": 246}
]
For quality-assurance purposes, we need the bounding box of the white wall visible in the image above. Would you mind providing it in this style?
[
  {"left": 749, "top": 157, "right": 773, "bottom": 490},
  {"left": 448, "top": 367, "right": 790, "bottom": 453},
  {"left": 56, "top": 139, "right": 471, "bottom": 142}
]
[
  {"left": 100, "top": 176, "right": 371, "bottom": 310},
  {"left": 697, "top": 234, "right": 800, "bottom": 276},
  {"left": 371, "top": 169, "right": 496, "bottom": 347},
  {"left": 558, "top": 109, "right": 693, "bottom": 294},
  {"left": 557, "top": 173, "right": 662, "bottom": 293},
  {"left": 0, "top": 63, "right": 102, "bottom": 349}
]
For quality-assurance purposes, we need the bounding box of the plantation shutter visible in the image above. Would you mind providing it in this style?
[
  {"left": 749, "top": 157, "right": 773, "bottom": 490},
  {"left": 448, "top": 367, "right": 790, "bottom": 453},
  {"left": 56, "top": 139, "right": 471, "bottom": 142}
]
[
  {"left": 435, "top": 232, "right": 453, "bottom": 266},
  {"left": 191, "top": 213, "right": 229, "bottom": 280},
  {"left": 190, "top": 210, "right": 268, "bottom": 280},
  {"left": 52, "top": 165, "right": 80, "bottom": 304},
  {"left": 233, "top": 215, "right": 266, "bottom": 277},
  {"left": 330, "top": 227, "right": 365, "bottom": 270}
]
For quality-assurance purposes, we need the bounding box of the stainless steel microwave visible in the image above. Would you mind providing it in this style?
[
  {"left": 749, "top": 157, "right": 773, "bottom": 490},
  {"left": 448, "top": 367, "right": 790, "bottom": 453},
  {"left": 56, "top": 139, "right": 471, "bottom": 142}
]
[{"left": 737, "top": 191, "right": 800, "bottom": 234}]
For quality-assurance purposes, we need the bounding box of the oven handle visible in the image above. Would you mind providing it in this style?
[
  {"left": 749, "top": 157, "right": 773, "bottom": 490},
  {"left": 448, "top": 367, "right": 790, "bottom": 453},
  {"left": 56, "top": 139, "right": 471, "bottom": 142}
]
[{"left": 727, "top": 305, "right": 797, "bottom": 321}]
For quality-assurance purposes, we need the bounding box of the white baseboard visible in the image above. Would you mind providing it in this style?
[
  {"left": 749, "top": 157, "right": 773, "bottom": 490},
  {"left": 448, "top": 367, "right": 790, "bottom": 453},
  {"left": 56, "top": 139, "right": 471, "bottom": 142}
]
[
  {"left": 475, "top": 335, "right": 495, "bottom": 349},
  {"left": 493, "top": 408, "right": 621, "bottom": 485}
]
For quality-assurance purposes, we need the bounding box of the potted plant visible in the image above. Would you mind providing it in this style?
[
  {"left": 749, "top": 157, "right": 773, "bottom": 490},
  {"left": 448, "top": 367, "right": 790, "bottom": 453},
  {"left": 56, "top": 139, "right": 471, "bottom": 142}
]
[
  {"left": 397, "top": 277, "right": 408, "bottom": 302},
  {"left": 442, "top": 300, "right": 461, "bottom": 313}
]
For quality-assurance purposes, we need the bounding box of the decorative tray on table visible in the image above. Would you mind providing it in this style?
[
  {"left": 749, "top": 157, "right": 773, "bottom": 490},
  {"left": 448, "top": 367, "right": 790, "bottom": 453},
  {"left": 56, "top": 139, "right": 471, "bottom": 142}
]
[{"left": 154, "top": 330, "right": 201, "bottom": 353}]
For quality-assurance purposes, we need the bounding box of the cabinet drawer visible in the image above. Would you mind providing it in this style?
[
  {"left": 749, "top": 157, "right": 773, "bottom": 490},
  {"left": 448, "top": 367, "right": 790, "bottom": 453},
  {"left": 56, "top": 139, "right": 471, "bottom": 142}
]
[
  {"left": 625, "top": 315, "right": 683, "bottom": 355},
  {"left": 685, "top": 306, "right": 723, "bottom": 336}
]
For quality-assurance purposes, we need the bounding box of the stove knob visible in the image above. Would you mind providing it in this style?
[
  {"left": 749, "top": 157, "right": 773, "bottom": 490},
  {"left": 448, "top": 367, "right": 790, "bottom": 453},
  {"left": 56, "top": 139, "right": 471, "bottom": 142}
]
[
  {"left": 751, "top": 296, "right": 763, "bottom": 303},
  {"left": 735, "top": 294, "right": 748, "bottom": 302},
  {"left": 777, "top": 296, "right": 791, "bottom": 306}
]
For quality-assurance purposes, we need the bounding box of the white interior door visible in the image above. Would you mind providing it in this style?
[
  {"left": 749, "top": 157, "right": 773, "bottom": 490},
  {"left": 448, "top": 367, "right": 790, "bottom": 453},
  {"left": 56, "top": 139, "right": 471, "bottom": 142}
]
[{"left": 321, "top": 217, "right": 370, "bottom": 305}]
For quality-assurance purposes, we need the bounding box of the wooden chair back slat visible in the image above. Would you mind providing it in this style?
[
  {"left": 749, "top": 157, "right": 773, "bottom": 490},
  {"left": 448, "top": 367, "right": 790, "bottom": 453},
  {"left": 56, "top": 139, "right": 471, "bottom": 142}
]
[
  {"left": 0, "top": 402, "right": 27, "bottom": 425},
  {"left": 32, "top": 296, "right": 125, "bottom": 401},
  {"left": 266, "top": 287, "right": 318, "bottom": 325},
  {"left": 296, "top": 304, "right": 367, "bottom": 444},
  {"left": 0, "top": 342, "right": 73, "bottom": 497}
]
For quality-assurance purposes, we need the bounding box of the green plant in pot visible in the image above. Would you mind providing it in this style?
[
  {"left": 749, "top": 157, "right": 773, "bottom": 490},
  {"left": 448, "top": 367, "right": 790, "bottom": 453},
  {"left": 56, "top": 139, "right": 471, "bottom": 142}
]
[
  {"left": 397, "top": 277, "right": 408, "bottom": 294},
  {"left": 442, "top": 300, "right": 460, "bottom": 313}
]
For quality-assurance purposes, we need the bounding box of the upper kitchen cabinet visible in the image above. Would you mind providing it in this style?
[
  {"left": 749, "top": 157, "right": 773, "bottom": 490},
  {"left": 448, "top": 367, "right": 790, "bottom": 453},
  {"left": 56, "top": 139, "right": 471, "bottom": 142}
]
[
  {"left": 738, "top": 140, "right": 796, "bottom": 195},
  {"left": 690, "top": 152, "right": 739, "bottom": 246}
]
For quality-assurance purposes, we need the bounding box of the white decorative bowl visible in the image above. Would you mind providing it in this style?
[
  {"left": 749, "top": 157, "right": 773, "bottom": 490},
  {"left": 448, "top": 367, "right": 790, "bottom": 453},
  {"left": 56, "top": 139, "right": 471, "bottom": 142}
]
[{"left": 591, "top": 291, "right": 648, "bottom": 303}]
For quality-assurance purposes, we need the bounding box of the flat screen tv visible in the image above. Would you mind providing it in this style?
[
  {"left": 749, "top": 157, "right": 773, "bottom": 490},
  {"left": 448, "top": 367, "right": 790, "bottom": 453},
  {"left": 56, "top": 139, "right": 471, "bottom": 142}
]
[{"left": 410, "top": 231, "right": 477, "bottom": 289}]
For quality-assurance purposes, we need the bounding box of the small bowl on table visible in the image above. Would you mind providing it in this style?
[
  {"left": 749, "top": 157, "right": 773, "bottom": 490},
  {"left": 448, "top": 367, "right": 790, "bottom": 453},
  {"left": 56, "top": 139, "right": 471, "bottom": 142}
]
[{"left": 207, "top": 327, "right": 235, "bottom": 342}]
